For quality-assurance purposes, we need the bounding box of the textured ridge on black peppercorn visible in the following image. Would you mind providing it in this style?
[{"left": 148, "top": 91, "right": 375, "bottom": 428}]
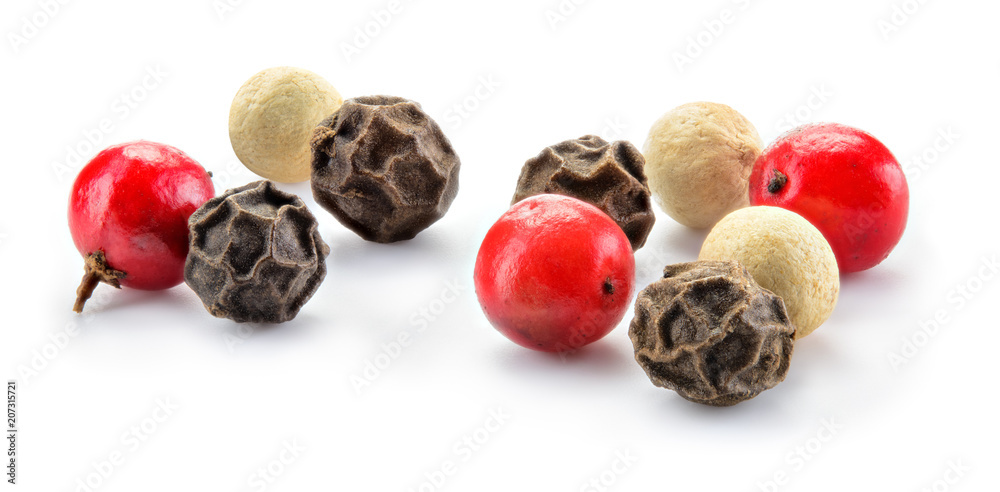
[
  {"left": 512, "top": 135, "right": 655, "bottom": 250},
  {"left": 310, "top": 95, "right": 460, "bottom": 243},
  {"left": 185, "top": 180, "right": 329, "bottom": 323},
  {"left": 629, "top": 261, "right": 795, "bottom": 406}
]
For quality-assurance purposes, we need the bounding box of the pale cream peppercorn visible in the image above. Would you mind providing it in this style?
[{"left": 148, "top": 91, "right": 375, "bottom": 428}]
[
  {"left": 699, "top": 206, "right": 839, "bottom": 338},
  {"left": 642, "top": 102, "right": 762, "bottom": 229},
  {"left": 229, "top": 67, "right": 343, "bottom": 183}
]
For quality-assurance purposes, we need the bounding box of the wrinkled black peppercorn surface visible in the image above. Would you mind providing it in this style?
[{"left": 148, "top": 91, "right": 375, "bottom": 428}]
[
  {"left": 185, "top": 180, "right": 330, "bottom": 323},
  {"left": 512, "top": 135, "right": 655, "bottom": 250},
  {"left": 629, "top": 261, "right": 795, "bottom": 406},
  {"left": 310, "top": 95, "right": 460, "bottom": 243}
]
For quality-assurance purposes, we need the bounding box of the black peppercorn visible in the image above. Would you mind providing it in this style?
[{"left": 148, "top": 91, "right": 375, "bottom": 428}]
[
  {"left": 310, "top": 95, "right": 460, "bottom": 243},
  {"left": 629, "top": 261, "right": 796, "bottom": 406},
  {"left": 185, "top": 180, "right": 329, "bottom": 323},
  {"left": 512, "top": 135, "right": 655, "bottom": 250}
]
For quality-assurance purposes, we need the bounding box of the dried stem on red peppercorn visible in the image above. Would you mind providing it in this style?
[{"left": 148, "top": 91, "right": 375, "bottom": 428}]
[{"left": 73, "top": 250, "right": 125, "bottom": 313}]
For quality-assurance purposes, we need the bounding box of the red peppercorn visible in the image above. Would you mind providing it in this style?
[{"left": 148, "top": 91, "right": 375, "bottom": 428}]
[
  {"left": 68, "top": 141, "right": 215, "bottom": 312},
  {"left": 749, "top": 123, "right": 909, "bottom": 273},
  {"left": 474, "top": 194, "right": 636, "bottom": 352}
]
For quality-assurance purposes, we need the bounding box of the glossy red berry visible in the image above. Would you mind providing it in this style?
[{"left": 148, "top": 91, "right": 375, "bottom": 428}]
[
  {"left": 68, "top": 141, "right": 215, "bottom": 312},
  {"left": 474, "top": 194, "right": 635, "bottom": 352},
  {"left": 749, "top": 123, "right": 909, "bottom": 273}
]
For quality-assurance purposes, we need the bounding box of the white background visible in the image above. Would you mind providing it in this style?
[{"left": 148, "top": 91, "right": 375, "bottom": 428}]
[{"left": 2, "top": 0, "right": 998, "bottom": 491}]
